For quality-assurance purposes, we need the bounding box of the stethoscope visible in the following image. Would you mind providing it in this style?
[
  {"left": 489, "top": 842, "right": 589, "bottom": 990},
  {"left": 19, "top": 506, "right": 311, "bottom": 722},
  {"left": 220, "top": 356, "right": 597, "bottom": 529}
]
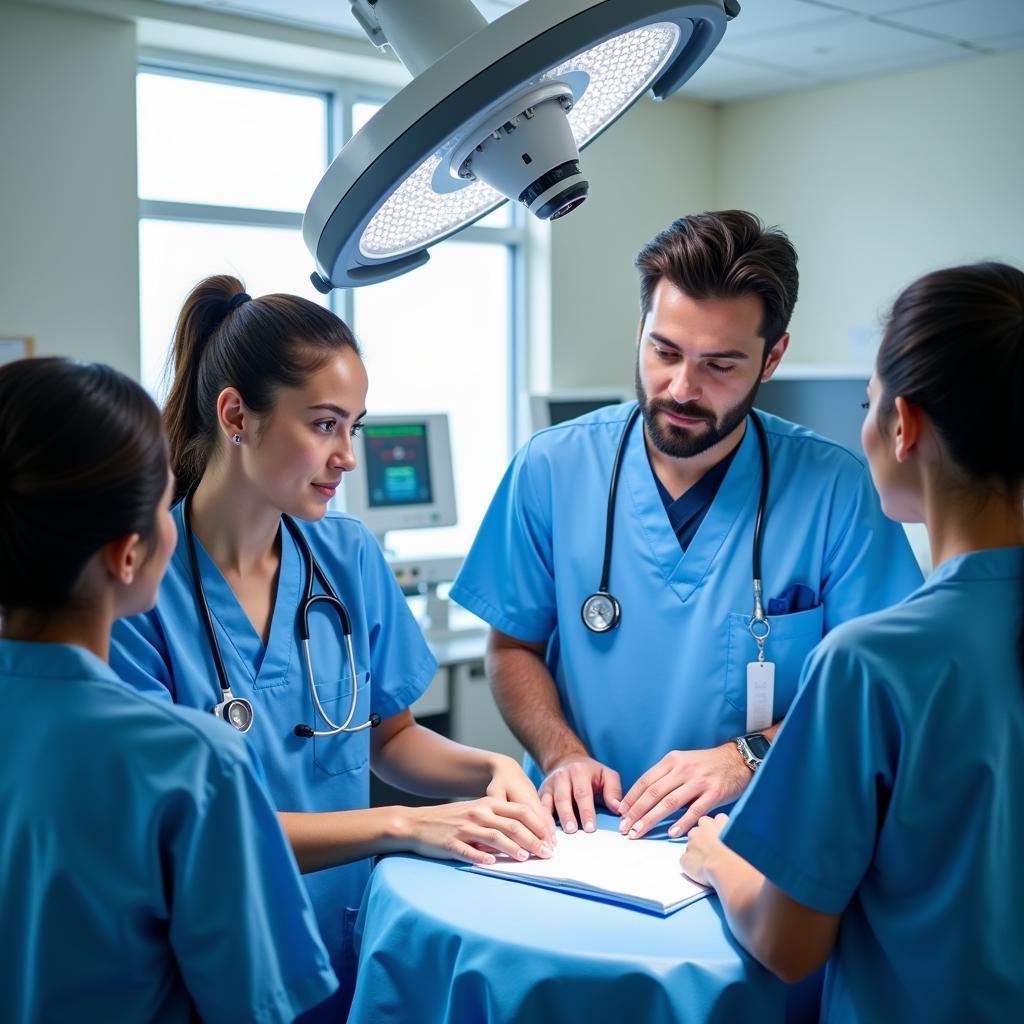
[
  {"left": 182, "top": 487, "right": 381, "bottom": 738},
  {"left": 581, "top": 404, "right": 773, "bottom": 653}
]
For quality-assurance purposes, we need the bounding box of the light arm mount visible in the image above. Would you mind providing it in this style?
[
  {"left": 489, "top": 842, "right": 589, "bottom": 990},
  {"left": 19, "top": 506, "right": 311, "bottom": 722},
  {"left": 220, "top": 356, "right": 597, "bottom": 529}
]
[{"left": 307, "top": 1, "right": 741, "bottom": 291}]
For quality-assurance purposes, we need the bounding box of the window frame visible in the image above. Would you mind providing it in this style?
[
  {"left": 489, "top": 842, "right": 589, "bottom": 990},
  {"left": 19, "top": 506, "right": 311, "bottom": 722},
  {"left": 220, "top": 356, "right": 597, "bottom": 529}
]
[{"left": 136, "top": 56, "right": 526, "bottom": 452}]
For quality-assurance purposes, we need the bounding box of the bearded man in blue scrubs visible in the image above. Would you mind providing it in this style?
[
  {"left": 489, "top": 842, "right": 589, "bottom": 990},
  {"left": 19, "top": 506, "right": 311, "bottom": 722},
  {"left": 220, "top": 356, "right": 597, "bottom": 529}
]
[{"left": 450, "top": 210, "right": 923, "bottom": 840}]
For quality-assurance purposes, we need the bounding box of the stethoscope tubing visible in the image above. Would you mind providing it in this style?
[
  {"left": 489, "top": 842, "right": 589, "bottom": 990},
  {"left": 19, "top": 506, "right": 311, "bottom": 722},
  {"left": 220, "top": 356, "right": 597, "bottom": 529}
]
[
  {"left": 597, "top": 404, "right": 643, "bottom": 595},
  {"left": 584, "top": 404, "right": 772, "bottom": 634},
  {"left": 182, "top": 487, "right": 376, "bottom": 737}
]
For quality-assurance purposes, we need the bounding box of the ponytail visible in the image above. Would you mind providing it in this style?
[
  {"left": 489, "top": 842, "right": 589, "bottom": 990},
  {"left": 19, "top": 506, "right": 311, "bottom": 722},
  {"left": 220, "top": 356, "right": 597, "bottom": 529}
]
[{"left": 162, "top": 276, "right": 360, "bottom": 503}]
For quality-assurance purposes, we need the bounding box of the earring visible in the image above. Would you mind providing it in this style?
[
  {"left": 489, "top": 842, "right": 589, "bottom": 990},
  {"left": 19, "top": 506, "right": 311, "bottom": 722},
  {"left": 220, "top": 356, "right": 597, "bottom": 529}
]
[{"left": 232, "top": 434, "right": 242, "bottom": 446}]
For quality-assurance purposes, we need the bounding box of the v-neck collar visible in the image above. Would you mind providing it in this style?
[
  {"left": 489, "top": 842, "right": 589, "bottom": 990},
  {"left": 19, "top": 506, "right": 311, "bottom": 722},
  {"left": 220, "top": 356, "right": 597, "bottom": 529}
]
[
  {"left": 624, "top": 414, "right": 762, "bottom": 604},
  {"left": 174, "top": 504, "right": 300, "bottom": 687}
]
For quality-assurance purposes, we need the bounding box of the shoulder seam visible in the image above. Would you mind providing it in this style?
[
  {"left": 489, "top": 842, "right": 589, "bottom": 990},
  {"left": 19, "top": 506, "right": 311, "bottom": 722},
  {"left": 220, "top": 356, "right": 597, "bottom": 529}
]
[
  {"left": 529, "top": 401, "right": 637, "bottom": 442},
  {"left": 762, "top": 423, "right": 864, "bottom": 471},
  {"left": 92, "top": 677, "right": 250, "bottom": 769}
]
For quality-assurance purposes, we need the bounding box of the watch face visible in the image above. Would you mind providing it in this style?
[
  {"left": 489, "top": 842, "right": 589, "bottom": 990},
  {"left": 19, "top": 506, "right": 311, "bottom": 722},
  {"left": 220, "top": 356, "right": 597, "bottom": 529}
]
[{"left": 746, "top": 733, "right": 771, "bottom": 759}]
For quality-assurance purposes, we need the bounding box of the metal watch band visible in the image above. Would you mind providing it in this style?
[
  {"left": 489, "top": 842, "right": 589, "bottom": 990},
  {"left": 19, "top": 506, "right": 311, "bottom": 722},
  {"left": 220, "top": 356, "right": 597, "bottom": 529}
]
[{"left": 735, "top": 735, "right": 763, "bottom": 772}]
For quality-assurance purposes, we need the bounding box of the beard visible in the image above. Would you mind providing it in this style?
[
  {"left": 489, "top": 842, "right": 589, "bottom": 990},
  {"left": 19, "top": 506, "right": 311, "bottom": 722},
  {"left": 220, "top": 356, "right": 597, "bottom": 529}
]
[{"left": 635, "top": 360, "right": 762, "bottom": 459}]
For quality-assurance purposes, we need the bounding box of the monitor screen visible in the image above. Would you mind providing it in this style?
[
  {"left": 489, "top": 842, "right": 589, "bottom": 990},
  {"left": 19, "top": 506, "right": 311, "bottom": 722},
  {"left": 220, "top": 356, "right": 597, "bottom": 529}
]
[
  {"left": 547, "top": 398, "right": 617, "bottom": 425},
  {"left": 755, "top": 374, "right": 869, "bottom": 458},
  {"left": 342, "top": 413, "right": 457, "bottom": 539},
  {"left": 363, "top": 422, "right": 434, "bottom": 508},
  {"left": 529, "top": 390, "right": 627, "bottom": 432}
]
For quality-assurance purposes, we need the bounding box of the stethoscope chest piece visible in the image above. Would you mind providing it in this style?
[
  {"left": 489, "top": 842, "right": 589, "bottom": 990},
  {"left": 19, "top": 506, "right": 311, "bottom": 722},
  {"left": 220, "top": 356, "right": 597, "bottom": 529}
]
[
  {"left": 212, "top": 689, "right": 254, "bottom": 733},
  {"left": 581, "top": 590, "right": 621, "bottom": 633},
  {"left": 183, "top": 487, "right": 379, "bottom": 739},
  {"left": 580, "top": 405, "right": 772, "bottom": 640}
]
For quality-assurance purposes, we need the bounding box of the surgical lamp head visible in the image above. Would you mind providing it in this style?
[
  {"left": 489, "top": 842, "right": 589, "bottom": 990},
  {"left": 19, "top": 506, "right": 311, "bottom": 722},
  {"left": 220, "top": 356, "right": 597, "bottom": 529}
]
[{"left": 304, "top": 1, "right": 740, "bottom": 291}]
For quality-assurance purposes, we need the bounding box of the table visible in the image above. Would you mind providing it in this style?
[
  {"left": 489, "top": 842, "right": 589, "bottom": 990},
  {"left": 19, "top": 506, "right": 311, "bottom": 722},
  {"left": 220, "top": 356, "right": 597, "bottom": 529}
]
[{"left": 348, "top": 818, "right": 821, "bottom": 1023}]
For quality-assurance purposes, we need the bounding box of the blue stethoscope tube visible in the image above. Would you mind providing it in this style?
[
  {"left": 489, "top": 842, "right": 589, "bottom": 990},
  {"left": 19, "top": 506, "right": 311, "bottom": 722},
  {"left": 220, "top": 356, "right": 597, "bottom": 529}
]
[
  {"left": 580, "top": 405, "right": 772, "bottom": 636},
  {"left": 182, "top": 487, "right": 380, "bottom": 737}
]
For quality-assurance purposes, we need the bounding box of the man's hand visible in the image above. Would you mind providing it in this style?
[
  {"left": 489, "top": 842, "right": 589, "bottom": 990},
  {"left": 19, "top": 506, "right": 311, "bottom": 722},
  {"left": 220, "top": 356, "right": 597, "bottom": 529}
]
[
  {"left": 618, "top": 741, "right": 751, "bottom": 839},
  {"left": 539, "top": 756, "right": 622, "bottom": 834}
]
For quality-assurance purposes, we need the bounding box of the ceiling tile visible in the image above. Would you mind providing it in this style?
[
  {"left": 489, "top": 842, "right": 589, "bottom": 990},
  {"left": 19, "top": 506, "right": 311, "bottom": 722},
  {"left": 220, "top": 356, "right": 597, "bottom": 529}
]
[
  {"left": 721, "top": 15, "right": 968, "bottom": 76},
  {"left": 718, "top": 0, "right": 848, "bottom": 41},
  {"left": 973, "top": 30, "right": 1024, "bottom": 53},
  {"left": 213, "top": 0, "right": 365, "bottom": 35},
  {"left": 683, "top": 51, "right": 825, "bottom": 101},
  {"left": 800, "top": 0, "right": 952, "bottom": 15},
  {"left": 879, "top": 0, "right": 1024, "bottom": 44},
  {"left": 148, "top": 0, "right": 1015, "bottom": 105}
]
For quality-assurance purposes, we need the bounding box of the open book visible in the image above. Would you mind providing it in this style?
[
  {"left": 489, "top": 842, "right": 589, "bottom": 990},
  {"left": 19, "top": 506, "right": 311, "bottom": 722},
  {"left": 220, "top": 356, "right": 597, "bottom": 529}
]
[{"left": 465, "top": 828, "right": 711, "bottom": 915}]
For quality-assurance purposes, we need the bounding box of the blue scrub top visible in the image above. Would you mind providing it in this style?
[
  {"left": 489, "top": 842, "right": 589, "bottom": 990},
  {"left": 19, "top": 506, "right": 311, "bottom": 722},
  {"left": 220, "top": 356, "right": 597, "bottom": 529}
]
[
  {"left": 0, "top": 639, "right": 337, "bottom": 1024},
  {"left": 450, "top": 403, "right": 922, "bottom": 792},
  {"left": 111, "top": 508, "right": 437, "bottom": 1020},
  {"left": 722, "top": 547, "right": 1024, "bottom": 1022}
]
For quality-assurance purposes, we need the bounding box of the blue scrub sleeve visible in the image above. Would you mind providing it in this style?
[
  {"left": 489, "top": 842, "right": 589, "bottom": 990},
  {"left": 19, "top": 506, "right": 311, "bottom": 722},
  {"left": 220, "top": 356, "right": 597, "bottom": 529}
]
[
  {"left": 111, "top": 611, "right": 176, "bottom": 703},
  {"left": 720, "top": 637, "right": 897, "bottom": 914},
  {"left": 450, "top": 443, "right": 558, "bottom": 643},
  {"left": 167, "top": 742, "right": 339, "bottom": 1023},
  {"left": 359, "top": 537, "right": 438, "bottom": 718},
  {"left": 820, "top": 462, "right": 922, "bottom": 630}
]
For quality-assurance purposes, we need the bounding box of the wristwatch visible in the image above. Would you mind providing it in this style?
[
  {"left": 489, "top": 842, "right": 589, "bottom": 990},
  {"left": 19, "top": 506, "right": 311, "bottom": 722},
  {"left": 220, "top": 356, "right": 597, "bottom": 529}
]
[{"left": 735, "top": 732, "right": 771, "bottom": 772}]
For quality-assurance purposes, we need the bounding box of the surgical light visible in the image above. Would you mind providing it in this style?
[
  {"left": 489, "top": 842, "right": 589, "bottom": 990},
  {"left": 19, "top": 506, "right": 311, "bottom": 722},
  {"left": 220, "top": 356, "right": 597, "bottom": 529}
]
[{"left": 304, "top": 0, "right": 739, "bottom": 291}]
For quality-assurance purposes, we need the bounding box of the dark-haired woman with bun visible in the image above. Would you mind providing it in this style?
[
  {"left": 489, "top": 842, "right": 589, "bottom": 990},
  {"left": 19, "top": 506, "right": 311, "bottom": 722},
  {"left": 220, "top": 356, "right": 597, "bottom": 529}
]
[
  {"left": 111, "top": 276, "right": 554, "bottom": 1020},
  {"left": 681, "top": 261, "right": 1024, "bottom": 1022},
  {"left": 0, "top": 358, "right": 339, "bottom": 1022}
]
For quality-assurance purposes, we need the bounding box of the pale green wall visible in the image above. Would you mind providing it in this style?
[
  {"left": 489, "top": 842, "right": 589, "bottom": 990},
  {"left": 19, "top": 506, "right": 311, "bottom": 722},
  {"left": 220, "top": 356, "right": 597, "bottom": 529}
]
[
  {"left": 2, "top": 0, "right": 1021, "bottom": 386},
  {"left": 0, "top": 2, "right": 140, "bottom": 376},
  {"left": 716, "top": 50, "right": 1024, "bottom": 366},
  {"left": 548, "top": 95, "right": 718, "bottom": 390}
]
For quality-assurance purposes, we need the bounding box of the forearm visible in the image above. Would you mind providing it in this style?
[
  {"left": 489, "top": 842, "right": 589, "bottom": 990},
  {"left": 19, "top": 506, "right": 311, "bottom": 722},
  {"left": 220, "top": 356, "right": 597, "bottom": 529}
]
[
  {"left": 279, "top": 806, "right": 411, "bottom": 874},
  {"left": 704, "top": 845, "right": 773, "bottom": 959},
  {"left": 487, "top": 638, "right": 586, "bottom": 772},
  {"left": 703, "top": 842, "right": 835, "bottom": 983},
  {"left": 372, "top": 721, "right": 510, "bottom": 798}
]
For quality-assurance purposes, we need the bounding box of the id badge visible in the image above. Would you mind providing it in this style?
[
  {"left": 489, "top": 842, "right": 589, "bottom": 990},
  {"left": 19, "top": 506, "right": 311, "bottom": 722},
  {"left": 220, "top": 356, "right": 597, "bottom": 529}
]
[{"left": 746, "top": 660, "right": 775, "bottom": 732}]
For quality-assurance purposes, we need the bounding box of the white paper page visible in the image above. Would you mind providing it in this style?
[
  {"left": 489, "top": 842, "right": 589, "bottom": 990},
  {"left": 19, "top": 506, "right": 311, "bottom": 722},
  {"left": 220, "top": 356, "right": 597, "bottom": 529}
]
[{"left": 473, "top": 829, "right": 710, "bottom": 913}]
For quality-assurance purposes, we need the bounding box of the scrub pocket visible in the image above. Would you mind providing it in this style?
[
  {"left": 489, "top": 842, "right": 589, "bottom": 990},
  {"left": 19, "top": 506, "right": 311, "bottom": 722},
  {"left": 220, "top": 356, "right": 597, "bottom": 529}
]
[
  {"left": 313, "top": 670, "right": 371, "bottom": 776},
  {"left": 723, "top": 605, "right": 825, "bottom": 722}
]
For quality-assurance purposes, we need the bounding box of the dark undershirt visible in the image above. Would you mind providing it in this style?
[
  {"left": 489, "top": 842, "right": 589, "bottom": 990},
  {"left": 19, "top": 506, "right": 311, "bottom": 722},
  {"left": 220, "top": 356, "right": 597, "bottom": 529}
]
[{"left": 649, "top": 443, "right": 740, "bottom": 552}]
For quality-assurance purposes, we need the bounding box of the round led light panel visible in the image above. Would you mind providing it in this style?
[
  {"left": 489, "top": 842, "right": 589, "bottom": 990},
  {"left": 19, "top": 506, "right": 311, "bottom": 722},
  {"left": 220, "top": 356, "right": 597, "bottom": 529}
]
[
  {"left": 360, "top": 22, "right": 681, "bottom": 260},
  {"left": 304, "top": 1, "right": 733, "bottom": 289}
]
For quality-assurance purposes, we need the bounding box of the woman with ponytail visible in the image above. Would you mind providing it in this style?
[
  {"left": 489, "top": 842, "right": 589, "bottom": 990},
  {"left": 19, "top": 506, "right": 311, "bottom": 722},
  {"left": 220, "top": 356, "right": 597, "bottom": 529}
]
[
  {"left": 679, "top": 261, "right": 1024, "bottom": 1022},
  {"left": 112, "top": 276, "right": 554, "bottom": 1021},
  {"left": 0, "top": 358, "right": 338, "bottom": 1022}
]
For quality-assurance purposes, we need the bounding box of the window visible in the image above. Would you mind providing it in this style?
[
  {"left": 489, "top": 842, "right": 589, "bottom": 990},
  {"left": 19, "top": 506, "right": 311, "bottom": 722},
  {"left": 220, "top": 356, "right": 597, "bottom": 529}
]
[
  {"left": 137, "top": 69, "right": 331, "bottom": 395},
  {"left": 137, "top": 68, "right": 523, "bottom": 557}
]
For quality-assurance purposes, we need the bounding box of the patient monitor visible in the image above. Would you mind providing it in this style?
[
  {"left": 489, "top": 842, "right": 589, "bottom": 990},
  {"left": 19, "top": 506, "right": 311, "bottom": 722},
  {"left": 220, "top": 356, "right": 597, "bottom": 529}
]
[
  {"left": 343, "top": 413, "right": 464, "bottom": 635},
  {"left": 345, "top": 414, "right": 457, "bottom": 541},
  {"left": 527, "top": 388, "right": 628, "bottom": 433},
  {"left": 755, "top": 366, "right": 930, "bottom": 572}
]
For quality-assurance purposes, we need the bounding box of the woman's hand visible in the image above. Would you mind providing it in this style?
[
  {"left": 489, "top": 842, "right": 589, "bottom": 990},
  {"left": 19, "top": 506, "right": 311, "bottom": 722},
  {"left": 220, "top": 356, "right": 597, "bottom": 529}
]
[
  {"left": 399, "top": 796, "right": 556, "bottom": 866},
  {"left": 680, "top": 812, "right": 729, "bottom": 886},
  {"left": 486, "top": 755, "right": 555, "bottom": 834}
]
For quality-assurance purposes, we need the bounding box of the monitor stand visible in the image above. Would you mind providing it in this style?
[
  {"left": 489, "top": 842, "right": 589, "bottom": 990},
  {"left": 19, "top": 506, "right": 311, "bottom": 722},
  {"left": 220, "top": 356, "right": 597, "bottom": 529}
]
[{"left": 375, "top": 532, "right": 469, "bottom": 641}]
